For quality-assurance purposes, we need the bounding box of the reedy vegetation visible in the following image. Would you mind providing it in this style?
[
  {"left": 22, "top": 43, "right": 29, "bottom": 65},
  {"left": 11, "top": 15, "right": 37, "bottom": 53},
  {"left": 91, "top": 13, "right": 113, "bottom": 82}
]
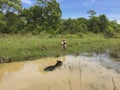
[{"left": 0, "top": 33, "right": 120, "bottom": 62}]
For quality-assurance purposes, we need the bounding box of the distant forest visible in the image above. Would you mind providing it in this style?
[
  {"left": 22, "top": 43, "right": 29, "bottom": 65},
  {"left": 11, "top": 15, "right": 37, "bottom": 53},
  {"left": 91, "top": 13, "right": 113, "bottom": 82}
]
[{"left": 0, "top": 0, "right": 120, "bottom": 35}]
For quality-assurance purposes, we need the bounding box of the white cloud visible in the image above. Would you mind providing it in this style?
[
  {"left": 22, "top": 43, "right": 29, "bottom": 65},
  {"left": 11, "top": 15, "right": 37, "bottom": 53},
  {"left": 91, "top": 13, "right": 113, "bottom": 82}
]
[
  {"left": 117, "top": 20, "right": 120, "bottom": 24},
  {"left": 21, "top": 0, "right": 33, "bottom": 5},
  {"left": 107, "top": 14, "right": 120, "bottom": 24}
]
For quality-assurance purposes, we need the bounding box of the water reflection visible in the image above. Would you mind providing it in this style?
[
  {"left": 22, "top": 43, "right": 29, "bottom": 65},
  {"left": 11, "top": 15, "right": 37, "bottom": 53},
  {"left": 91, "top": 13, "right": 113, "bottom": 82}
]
[{"left": 0, "top": 54, "right": 120, "bottom": 90}]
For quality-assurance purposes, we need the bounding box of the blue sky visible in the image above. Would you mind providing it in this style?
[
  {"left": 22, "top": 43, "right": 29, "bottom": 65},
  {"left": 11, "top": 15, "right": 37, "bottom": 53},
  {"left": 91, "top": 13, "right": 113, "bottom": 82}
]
[{"left": 21, "top": 0, "right": 120, "bottom": 23}]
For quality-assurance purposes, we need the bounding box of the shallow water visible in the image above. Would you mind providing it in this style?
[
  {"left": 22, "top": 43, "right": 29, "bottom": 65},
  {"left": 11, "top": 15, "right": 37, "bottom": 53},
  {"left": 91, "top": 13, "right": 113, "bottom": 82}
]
[{"left": 0, "top": 54, "right": 120, "bottom": 90}]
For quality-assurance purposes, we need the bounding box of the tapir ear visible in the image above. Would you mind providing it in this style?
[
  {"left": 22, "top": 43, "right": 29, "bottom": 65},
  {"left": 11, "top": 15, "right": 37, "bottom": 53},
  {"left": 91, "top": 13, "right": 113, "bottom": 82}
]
[{"left": 57, "top": 60, "right": 60, "bottom": 62}]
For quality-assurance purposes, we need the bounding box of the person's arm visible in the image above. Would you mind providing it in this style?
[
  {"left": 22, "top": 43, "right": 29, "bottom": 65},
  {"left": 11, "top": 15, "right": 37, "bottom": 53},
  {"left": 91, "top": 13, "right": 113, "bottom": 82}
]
[{"left": 61, "top": 41, "right": 64, "bottom": 45}]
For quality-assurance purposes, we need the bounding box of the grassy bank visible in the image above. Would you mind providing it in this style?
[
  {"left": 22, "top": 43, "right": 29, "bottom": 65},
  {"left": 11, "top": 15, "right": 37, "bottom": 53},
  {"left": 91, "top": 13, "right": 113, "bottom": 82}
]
[{"left": 0, "top": 33, "right": 120, "bottom": 62}]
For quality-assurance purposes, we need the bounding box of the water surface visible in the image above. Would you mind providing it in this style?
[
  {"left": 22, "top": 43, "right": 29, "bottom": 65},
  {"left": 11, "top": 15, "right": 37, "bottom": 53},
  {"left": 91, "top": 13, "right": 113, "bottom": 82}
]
[{"left": 0, "top": 54, "right": 120, "bottom": 90}]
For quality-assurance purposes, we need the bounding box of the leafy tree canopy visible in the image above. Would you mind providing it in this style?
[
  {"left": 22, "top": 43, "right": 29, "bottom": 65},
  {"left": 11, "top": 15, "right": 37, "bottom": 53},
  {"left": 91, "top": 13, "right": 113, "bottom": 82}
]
[{"left": 0, "top": 0, "right": 22, "bottom": 14}]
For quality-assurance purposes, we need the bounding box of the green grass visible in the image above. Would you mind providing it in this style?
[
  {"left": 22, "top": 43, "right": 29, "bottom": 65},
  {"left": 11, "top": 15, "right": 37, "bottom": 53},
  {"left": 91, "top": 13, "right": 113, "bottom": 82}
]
[{"left": 0, "top": 33, "right": 120, "bottom": 62}]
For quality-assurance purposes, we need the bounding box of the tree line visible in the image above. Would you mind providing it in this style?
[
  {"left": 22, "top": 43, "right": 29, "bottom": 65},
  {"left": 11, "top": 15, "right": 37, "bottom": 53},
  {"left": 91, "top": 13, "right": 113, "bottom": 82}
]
[{"left": 0, "top": 0, "right": 120, "bottom": 35}]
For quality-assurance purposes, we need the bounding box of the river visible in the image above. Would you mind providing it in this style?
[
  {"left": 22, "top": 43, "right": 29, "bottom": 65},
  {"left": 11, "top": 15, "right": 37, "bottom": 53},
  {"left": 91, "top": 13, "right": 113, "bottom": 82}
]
[{"left": 0, "top": 53, "right": 120, "bottom": 90}]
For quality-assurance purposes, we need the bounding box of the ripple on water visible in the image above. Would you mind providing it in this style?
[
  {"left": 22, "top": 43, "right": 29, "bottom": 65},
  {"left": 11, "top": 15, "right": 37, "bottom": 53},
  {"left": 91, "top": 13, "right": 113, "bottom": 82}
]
[{"left": 0, "top": 54, "right": 120, "bottom": 90}]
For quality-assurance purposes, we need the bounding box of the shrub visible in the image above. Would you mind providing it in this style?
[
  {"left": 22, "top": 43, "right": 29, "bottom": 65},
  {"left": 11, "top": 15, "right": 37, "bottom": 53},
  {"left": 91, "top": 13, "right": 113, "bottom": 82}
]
[
  {"left": 77, "top": 32, "right": 84, "bottom": 38},
  {"left": 105, "top": 26, "right": 114, "bottom": 37},
  {"left": 10, "top": 26, "right": 17, "bottom": 34},
  {"left": 32, "top": 25, "right": 43, "bottom": 35}
]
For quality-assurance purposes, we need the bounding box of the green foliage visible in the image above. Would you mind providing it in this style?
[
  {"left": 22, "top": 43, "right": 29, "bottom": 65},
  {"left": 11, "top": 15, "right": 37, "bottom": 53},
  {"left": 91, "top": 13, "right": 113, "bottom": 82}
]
[
  {"left": 20, "top": 0, "right": 62, "bottom": 34},
  {"left": 88, "top": 16, "right": 100, "bottom": 33},
  {"left": 32, "top": 25, "right": 43, "bottom": 35},
  {"left": 0, "top": 1, "right": 120, "bottom": 35},
  {"left": 77, "top": 32, "right": 84, "bottom": 38},
  {"left": 108, "top": 20, "right": 120, "bottom": 32},
  {"left": 25, "top": 0, "right": 62, "bottom": 26},
  {"left": 9, "top": 26, "right": 17, "bottom": 34},
  {"left": 109, "top": 45, "right": 120, "bottom": 59},
  {"left": 24, "top": 24, "right": 36, "bottom": 32},
  {"left": 79, "top": 23, "right": 88, "bottom": 33},
  {"left": 99, "top": 14, "right": 108, "bottom": 32},
  {"left": 0, "top": 1, "right": 120, "bottom": 62},
  {"left": 105, "top": 26, "right": 114, "bottom": 37},
  {"left": 61, "top": 18, "right": 88, "bottom": 34},
  {"left": 93, "top": 24, "right": 100, "bottom": 33},
  {"left": 43, "top": 0, "right": 62, "bottom": 26},
  {"left": 87, "top": 10, "right": 96, "bottom": 18},
  {"left": 0, "top": 12, "right": 7, "bottom": 33},
  {"left": 0, "top": 34, "right": 120, "bottom": 61},
  {"left": 21, "top": 6, "right": 43, "bottom": 25},
  {"left": 0, "top": 0, "right": 22, "bottom": 13}
]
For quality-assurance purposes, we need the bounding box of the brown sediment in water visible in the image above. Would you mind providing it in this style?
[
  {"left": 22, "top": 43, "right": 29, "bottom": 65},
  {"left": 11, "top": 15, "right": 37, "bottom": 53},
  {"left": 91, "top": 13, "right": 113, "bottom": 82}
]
[{"left": 0, "top": 55, "right": 120, "bottom": 90}]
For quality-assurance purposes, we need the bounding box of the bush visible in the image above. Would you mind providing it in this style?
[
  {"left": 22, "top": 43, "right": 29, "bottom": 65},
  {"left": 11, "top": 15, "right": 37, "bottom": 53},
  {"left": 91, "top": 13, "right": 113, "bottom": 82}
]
[
  {"left": 77, "top": 32, "right": 84, "bottom": 38},
  {"left": 105, "top": 26, "right": 114, "bottom": 37},
  {"left": 32, "top": 25, "right": 42, "bottom": 35},
  {"left": 24, "top": 24, "right": 36, "bottom": 32},
  {"left": 10, "top": 26, "right": 17, "bottom": 34},
  {"left": 79, "top": 23, "right": 88, "bottom": 33},
  {"left": 0, "top": 13, "right": 7, "bottom": 33},
  {"left": 109, "top": 46, "right": 120, "bottom": 59}
]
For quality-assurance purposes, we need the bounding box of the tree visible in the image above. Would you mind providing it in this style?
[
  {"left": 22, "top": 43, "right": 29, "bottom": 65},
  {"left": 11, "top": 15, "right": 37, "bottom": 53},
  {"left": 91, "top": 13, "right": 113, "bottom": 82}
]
[
  {"left": 87, "top": 10, "right": 96, "bottom": 18},
  {"left": 108, "top": 20, "right": 120, "bottom": 33},
  {"left": 0, "top": 11, "right": 6, "bottom": 33},
  {"left": 21, "top": 0, "right": 62, "bottom": 33},
  {"left": 21, "top": 6, "right": 43, "bottom": 25},
  {"left": 0, "top": 0, "right": 22, "bottom": 14},
  {"left": 76, "top": 18, "right": 88, "bottom": 32},
  {"left": 88, "top": 16, "right": 100, "bottom": 33},
  {"left": 0, "top": 0, "right": 23, "bottom": 34},
  {"left": 61, "top": 18, "right": 78, "bottom": 34},
  {"left": 37, "top": 0, "right": 62, "bottom": 28},
  {"left": 44, "top": 0, "right": 62, "bottom": 26},
  {"left": 76, "top": 18, "right": 88, "bottom": 25},
  {"left": 79, "top": 23, "right": 88, "bottom": 33},
  {"left": 5, "top": 12, "right": 24, "bottom": 33},
  {"left": 99, "top": 14, "right": 108, "bottom": 32}
]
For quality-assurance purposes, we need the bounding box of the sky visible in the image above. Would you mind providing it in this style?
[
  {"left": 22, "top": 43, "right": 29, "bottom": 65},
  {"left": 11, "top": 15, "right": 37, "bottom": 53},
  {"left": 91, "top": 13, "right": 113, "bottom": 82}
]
[{"left": 21, "top": 0, "right": 120, "bottom": 23}]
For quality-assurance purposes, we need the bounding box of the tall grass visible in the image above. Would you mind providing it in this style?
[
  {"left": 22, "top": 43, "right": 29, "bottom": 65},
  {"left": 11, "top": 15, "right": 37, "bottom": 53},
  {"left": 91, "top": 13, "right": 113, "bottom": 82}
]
[{"left": 0, "top": 33, "right": 120, "bottom": 62}]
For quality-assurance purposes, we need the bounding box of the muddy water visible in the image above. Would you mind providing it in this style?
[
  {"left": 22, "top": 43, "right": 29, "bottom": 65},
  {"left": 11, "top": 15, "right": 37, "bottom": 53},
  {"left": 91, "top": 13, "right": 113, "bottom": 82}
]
[{"left": 0, "top": 54, "right": 120, "bottom": 90}]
